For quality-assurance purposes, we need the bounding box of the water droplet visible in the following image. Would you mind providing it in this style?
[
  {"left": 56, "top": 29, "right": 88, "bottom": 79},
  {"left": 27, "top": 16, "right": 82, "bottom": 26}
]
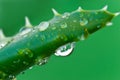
[
  {"left": 9, "top": 75, "right": 15, "bottom": 80},
  {"left": 18, "top": 49, "right": 33, "bottom": 58},
  {"left": 25, "top": 51, "right": 33, "bottom": 58},
  {"left": 35, "top": 57, "right": 49, "bottom": 66},
  {"left": 20, "top": 71, "right": 25, "bottom": 74},
  {"left": 0, "top": 71, "right": 6, "bottom": 79},
  {"left": 51, "top": 27, "right": 56, "bottom": 30},
  {"left": 40, "top": 35, "right": 46, "bottom": 41},
  {"left": 80, "top": 18, "right": 88, "bottom": 26},
  {"left": 73, "top": 20, "right": 77, "bottom": 22},
  {"left": 62, "top": 12, "right": 70, "bottom": 19},
  {"left": 55, "top": 42, "right": 75, "bottom": 56},
  {"left": 29, "top": 67, "right": 33, "bottom": 69},
  {"left": 19, "top": 27, "right": 32, "bottom": 36},
  {"left": 97, "top": 25, "right": 101, "bottom": 28},
  {"left": 37, "top": 22, "right": 49, "bottom": 31},
  {"left": 13, "top": 59, "right": 20, "bottom": 64},
  {"left": 61, "top": 23, "right": 67, "bottom": 28},
  {"left": 23, "top": 61, "right": 29, "bottom": 65}
]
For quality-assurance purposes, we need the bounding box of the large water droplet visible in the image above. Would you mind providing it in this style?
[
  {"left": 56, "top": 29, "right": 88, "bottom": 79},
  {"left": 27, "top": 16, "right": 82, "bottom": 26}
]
[
  {"left": 80, "top": 18, "right": 88, "bottom": 26},
  {"left": 35, "top": 57, "right": 49, "bottom": 66},
  {"left": 37, "top": 22, "right": 49, "bottom": 31},
  {"left": 55, "top": 42, "right": 75, "bottom": 56},
  {"left": 19, "top": 27, "right": 32, "bottom": 36},
  {"left": 61, "top": 23, "right": 67, "bottom": 28}
]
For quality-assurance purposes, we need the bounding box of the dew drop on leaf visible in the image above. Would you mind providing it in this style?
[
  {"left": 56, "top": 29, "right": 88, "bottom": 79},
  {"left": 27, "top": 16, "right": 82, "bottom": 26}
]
[
  {"left": 37, "top": 22, "right": 49, "bottom": 31},
  {"left": 29, "top": 67, "right": 33, "bottom": 70},
  {"left": 80, "top": 18, "right": 88, "bottom": 26},
  {"left": 8, "top": 74, "right": 15, "bottom": 80},
  {"left": 54, "top": 42, "right": 75, "bottom": 56},
  {"left": 19, "top": 27, "right": 32, "bottom": 36},
  {"left": 35, "top": 57, "right": 49, "bottom": 66},
  {"left": 61, "top": 23, "right": 67, "bottom": 28}
]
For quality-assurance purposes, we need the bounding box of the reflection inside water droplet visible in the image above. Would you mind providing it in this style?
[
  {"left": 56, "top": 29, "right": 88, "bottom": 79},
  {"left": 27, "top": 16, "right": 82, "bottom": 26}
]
[{"left": 55, "top": 42, "right": 75, "bottom": 56}]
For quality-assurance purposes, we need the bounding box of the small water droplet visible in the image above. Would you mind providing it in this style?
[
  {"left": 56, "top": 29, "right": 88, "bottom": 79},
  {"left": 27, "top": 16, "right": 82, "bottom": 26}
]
[
  {"left": 62, "top": 12, "right": 70, "bottom": 19},
  {"left": 97, "top": 25, "right": 101, "bottom": 28},
  {"left": 9, "top": 75, "right": 15, "bottom": 80},
  {"left": 29, "top": 67, "right": 33, "bottom": 69},
  {"left": 37, "top": 22, "right": 49, "bottom": 31},
  {"left": 23, "top": 61, "right": 29, "bottom": 65},
  {"left": 35, "top": 57, "right": 49, "bottom": 66},
  {"left": 55, "top": 42, "right": 75, "bottom": 56},
  {"left": 13, "top": 59, "right": 20, "bottom": 64},
  {"left": 25, "top": 51, "right": 33, "bottom": 58},
  {"left": 80, "top": 18, "right": 88, "bottom": 26},
  {"left": 61, "top": 23, "right": 67, "bottom": 28},
  {"left": 20, "top": 71, "right": 25, "bottom": 74},
  {"left": 51, "top": 27, "right": 56, "bottom": 30},
  {"left": 73, "top": 20, "right": 77, "bottom": 22},
  {"left": 0, "top": 71, "right": 6, "bottom": 79},
  {"left": 40, "top": 35, "right": 46, "bottom": 41}
]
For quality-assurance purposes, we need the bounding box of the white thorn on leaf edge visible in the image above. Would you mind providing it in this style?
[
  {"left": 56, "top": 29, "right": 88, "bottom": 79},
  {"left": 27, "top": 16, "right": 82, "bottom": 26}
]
[
  {"left": 25, "top": 16, "right": 32, "bottom": 27},
  {"left": 106, "top": 22, "right": 113, "bottom": 26},
  {"left": 114, "top": 12, "right": 120, "bottom": 16},
  {"left": 101, "top": 5, "right": 108, "bottom": 10},
  {"left": 0, "top": 29, "right": 5, "bottom": 39},
  {"left": 77, "top": 6, "right": 83, "bottom": 11},
  {"left": 52, "top": 8, "right": 60, "bottom": 16}
]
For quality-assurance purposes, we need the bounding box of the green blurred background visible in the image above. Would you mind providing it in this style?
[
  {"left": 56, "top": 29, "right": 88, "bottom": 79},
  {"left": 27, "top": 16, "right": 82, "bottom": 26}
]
[{"left": 0, "top": 0, "right": 120, "bottom": 80}]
